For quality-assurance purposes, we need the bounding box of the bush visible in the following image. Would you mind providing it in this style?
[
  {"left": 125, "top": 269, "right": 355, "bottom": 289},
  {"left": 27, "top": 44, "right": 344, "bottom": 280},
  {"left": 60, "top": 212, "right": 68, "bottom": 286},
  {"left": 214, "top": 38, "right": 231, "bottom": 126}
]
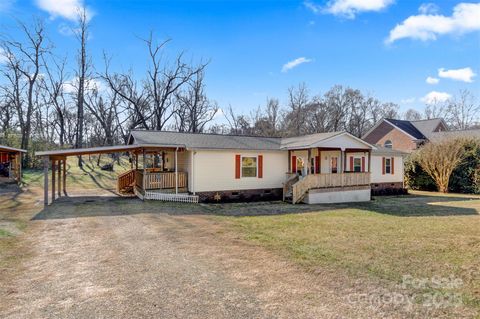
[{"left": 406, "top": 138, "right": 480, "bottom": 194}]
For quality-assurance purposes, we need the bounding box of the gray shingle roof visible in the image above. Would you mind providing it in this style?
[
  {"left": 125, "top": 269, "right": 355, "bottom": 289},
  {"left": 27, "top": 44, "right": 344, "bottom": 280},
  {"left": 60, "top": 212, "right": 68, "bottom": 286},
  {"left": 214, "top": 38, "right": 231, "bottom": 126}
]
[
  {"left": 280, "top": 132, "right": 342, "bottom": 149},
  {"left": 411, "top": 118, "right": 446, "bottom": 139},
  {"left": 129, "top": 130, "right": 283, "bottom": 150},
  {"left": 128, "top": 130, "right": 371, "bottom": 151},
  {"left": 430, "top": 129, "right": 480, "bottom": 140}
]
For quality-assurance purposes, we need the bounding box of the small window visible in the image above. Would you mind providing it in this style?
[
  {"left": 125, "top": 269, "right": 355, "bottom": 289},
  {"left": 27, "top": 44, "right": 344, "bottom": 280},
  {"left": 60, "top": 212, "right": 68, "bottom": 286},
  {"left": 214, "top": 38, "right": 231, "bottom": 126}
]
[
  {"left": 385, "top": 158, "right": 391, "bottom": 174},
  {"left": 353, "top": 158, "right": 362, "bottom": 172},
  {"left": 241, "top": 157, "right": 257, "bottom": 177},
  {"left": 384, "top": 140, "right": 393, "bottom": 149}
]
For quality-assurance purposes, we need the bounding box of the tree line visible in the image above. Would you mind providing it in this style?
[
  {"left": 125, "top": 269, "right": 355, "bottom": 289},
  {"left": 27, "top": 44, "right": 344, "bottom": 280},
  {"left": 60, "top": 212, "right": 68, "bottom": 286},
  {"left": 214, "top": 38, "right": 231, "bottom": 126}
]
[{"left": 1, "top": 14, "right": 479, "bottom": 168}]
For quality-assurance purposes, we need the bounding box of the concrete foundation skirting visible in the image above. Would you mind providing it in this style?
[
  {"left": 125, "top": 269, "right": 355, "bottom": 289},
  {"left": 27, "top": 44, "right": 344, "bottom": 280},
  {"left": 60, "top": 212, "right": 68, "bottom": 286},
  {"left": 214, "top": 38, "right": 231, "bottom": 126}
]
[{"left": 305, "top": 186, "right": 371, "bottom": 204}]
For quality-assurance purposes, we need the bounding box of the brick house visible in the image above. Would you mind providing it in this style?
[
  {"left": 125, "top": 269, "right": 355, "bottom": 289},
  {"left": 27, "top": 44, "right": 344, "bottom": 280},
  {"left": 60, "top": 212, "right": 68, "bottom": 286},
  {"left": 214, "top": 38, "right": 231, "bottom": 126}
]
[{"left": 362, "top": 118, "right": 449, "bottom": 152}]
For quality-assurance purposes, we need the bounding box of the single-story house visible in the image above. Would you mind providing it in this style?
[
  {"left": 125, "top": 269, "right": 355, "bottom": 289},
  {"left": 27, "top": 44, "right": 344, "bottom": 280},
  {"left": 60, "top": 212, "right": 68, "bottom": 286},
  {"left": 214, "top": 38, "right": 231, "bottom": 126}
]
[
  {"left": 36, "top": 130, "right": 406, "bottom": 205},
  {"left": 0, "top": 145, "right": 26, "bottom": 183}
]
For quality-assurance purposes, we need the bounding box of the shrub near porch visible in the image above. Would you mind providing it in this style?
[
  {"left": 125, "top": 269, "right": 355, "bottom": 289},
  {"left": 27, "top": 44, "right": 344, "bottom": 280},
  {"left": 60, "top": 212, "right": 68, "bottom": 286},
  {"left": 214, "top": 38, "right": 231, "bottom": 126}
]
[{"left": 221, "top": 193, "right": 480, "bottom": 311}]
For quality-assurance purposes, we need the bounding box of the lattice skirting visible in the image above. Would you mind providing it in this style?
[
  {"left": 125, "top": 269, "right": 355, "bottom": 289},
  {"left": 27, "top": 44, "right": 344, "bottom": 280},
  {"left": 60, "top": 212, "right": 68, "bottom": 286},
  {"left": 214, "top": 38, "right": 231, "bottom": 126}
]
[{"left": 135, "top": 186, "right": 198, "bottom": 203}]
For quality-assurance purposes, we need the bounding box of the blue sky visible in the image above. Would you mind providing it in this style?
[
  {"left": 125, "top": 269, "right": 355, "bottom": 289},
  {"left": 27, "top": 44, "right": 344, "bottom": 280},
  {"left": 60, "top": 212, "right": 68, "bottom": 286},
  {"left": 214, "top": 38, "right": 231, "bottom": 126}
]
[{"left": 1, "top": 0, "right": 479, "bottom": 117}]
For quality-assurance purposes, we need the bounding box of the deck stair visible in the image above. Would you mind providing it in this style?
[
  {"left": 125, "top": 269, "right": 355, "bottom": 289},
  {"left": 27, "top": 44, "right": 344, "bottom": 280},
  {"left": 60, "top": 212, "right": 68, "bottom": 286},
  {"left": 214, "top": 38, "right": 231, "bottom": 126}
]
[{"left": 117, "top": 169, "right": 136, "bottom": 196}]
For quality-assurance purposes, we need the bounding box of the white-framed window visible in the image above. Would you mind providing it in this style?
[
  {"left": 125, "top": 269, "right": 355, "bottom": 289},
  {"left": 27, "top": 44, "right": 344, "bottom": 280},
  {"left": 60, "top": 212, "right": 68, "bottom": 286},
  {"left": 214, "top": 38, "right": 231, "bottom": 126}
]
[
  {"left": 353, "top": 158, "right": 362, "bottom": 172},
  {"left": 384, "top": 140, "right": 393, "bottom": 149},
  {"left": 385, "top": 158, "right": 392, "bottom": 174},
  {"left": 241, "top": 156, "right": 257, "bottom": 177}
]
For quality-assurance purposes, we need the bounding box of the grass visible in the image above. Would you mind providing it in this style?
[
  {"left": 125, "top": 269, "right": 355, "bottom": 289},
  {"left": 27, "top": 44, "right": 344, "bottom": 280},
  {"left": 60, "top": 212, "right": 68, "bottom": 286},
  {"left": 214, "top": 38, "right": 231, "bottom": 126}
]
[
  {"left": 220, "top": 193, "right": 480, "bottom": 310},
  {"left": 23, "top": 155, "right": 131, "bottom": 190}
]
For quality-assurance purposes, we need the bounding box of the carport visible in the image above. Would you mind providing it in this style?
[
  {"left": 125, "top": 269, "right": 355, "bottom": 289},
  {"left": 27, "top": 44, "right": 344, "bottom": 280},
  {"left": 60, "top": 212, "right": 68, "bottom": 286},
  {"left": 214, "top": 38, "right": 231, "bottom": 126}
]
[
  {"left": 0, "top": 145, "right": 26, "bottom": 183},
  {"left": 36, "top": 143, "right": 198, "bottom": 206}
]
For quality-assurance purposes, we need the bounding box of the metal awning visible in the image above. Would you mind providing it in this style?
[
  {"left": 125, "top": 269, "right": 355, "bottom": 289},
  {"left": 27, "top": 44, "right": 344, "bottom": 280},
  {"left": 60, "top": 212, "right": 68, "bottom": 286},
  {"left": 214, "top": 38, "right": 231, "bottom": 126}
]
[
  {"left": 0, "top": 145, "right": 27, "bottom": 153},
  {"left": 35, "top": 144, "right": 186, "bottom": 158}
]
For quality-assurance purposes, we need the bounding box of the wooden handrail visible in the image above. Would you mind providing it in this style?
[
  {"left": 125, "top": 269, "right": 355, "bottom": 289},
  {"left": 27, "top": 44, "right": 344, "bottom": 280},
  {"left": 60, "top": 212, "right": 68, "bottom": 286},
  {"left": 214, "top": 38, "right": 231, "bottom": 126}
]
[
  {"left": 117, "top": 169, "right": 135, "bottom": 193},
  {"left": 292, "top": 172, "right": 371, "bottom": 204}
]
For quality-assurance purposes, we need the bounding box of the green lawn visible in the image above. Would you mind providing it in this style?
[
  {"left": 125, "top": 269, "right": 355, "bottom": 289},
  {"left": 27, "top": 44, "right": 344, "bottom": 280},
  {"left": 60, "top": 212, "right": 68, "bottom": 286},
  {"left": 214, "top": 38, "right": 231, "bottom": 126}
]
[
  {"left": 221, "top": 193, "right": 480, "bottom": 309},
  {"left": 22, "top": 155, "right": 131, "bottom": 190}
]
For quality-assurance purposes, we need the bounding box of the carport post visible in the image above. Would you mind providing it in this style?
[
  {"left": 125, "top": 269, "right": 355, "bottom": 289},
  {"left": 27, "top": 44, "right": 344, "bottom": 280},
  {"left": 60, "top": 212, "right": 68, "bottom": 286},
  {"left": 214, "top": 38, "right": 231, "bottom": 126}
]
[
  {"left": 63, "top": 159, "right": 67, "bottom": 195},
  {"left": 57, "top": 159, "right": 62, "bottom": 198},
  {"left": 142, "top": 149, "right": 146, "bottom": 199},
  {"left": 43, "top": 156, "right": 49, "bottom": 206},
  {"left": 52, "top": 160, "right": 56, "bottom": 203},
  {"left": 175, "top": 148, "right": 178, "bottom": 194}
]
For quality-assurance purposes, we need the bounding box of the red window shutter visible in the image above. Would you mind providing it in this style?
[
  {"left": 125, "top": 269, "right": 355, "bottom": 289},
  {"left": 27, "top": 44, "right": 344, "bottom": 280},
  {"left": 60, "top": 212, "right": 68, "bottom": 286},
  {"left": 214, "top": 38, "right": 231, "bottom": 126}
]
[
  {"left": 235, "top": 155, "right": 241, "bottom": 179},
  {"left": 315, "top": 156, "right": 320, "bottom": 174},
  {"left": 361, "top": 156, "right": 365, "bottom": 172},
  {"left": 258, "top": 155, "right": 263, "bottom": 178},
  {"left": 382, "top": 157, "right": 385, "bottom": 175},
  {"left": 349, "top": 156, "right": 354, "bottom": 172},
  {"left": 391, "top": 157, "right": 395, "bottom": 175},
  {"left": 292, "top": 155, "right": 297, "bottom": 173}
]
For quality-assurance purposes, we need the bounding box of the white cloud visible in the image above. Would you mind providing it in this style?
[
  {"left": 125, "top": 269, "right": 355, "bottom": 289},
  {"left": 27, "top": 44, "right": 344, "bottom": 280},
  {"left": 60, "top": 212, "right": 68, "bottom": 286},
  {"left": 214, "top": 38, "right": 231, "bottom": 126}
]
[
  {"left": 281, "top": 57, "right": 312, "bottom": 73},
  {"left": 421, "top": 91, "right": 452, "bottom": 104},
  {"left": 426, "top": 76, "right": 439, "bottom": 84},
  {"left": 308, "top": 0, "right": 394, "bottom": 19},
  {"left": 304, "top": 1, "right": 321, "bottom": 14},
  {"left": 400, "top": 97, "right": 416, "bottom": 104},
  {"left": 35, "top": 0, "right": 93, "bottom": 21},
  {"left": 386, "top": 2, "right": 480, "bottom": 43},
  {"left": 438, "top": 67, "right": 476, "bottom": 83},
  {"left": 418, "top": 3, "right": 439, "bottom": 15}
]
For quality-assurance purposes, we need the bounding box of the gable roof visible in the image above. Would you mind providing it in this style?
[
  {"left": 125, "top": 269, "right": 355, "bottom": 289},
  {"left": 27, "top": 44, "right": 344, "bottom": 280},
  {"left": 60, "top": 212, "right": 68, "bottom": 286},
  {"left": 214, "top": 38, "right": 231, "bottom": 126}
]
[
  {"left": 129, "top": 130, "right": 374, "bottom": 151},
  {"left": 384, "top": 119, "right": 426, "bottom": 140},
  {"left": 410, "top": 118, "right": 447, "bottom": 139},
  {"left": 129, "top": 130, "right": 283, "bottom": 150}
]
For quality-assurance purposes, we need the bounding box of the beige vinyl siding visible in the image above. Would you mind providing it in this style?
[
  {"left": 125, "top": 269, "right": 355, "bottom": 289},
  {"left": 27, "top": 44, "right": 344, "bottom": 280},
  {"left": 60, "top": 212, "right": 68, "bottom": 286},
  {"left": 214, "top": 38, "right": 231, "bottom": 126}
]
[
  {"left": 192, "top": 150, "right": 288, "bottom": 192},
  {"left": 370, "top": 155, "right": 404, "bottom": 183}
]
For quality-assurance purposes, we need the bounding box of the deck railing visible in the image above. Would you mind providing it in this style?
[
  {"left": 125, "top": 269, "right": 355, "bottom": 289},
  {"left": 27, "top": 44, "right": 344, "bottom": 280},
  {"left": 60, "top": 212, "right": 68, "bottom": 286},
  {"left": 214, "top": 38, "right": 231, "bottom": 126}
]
[
  {"left": 117, "top": 169, "right": 135, "bottom": 193},
  {"left": 134, "top": 170, "right": 187, "bottom": 190},
  {"left": 292, "top": 172, "right": 371, "bottom": 204}
]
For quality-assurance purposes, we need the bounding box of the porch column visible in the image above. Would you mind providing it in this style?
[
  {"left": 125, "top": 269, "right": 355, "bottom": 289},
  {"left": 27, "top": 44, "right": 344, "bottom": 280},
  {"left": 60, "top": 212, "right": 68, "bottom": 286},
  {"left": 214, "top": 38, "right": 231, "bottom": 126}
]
[
  {"left": 51, "top": 160, "right": 56, "bottom": 203},
  {"left": 57, "top": 159, "right": 62, "bottom": 198},
  {"left": 367, "top": 150, "right": 372, "bottom": 173},
  {"left": 287, "top": 150, "right": 291, "bottom": 174},
  {"left": 318, "top": 148, "right": 321, "bottom": 174},
  {"left": 191, "top": 151, "right": 195, "bottom": 195},
  {"left": 63, "top": 159, "right": 67, "bottom": 195},
  {"left": 18, "top": 153, "right": 22, "bottom": 183},
  {"left": 135, "top": 153, "right": 138, "bottom": 170},
  {"left": 340, "top": 149, "right": 344, "bottom": 173},
  {"left": 175, "top": 148, "right": 178, "bottom": 194},
  {"left": 43, "top": 156, "right": 49, "bottom": 206},
  {"left": 142, "top": 149, "right": 146, "bottom": 195},
  {"left": 307, "top": 149, "right": 312, "bottom": 175}
]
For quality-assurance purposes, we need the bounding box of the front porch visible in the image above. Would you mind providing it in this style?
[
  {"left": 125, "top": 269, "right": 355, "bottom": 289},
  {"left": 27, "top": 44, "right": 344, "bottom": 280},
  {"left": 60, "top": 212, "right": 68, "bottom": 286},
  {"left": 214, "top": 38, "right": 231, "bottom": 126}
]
[{"left": 285, "top": 146, "right": 373, "bottom": 204}]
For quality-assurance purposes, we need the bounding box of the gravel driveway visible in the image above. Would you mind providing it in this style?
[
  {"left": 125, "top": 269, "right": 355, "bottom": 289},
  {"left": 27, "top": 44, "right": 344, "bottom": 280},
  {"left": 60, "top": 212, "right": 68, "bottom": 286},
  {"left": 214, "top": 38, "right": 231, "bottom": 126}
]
[{"left": 0, "top": 197, "right": 392, "bottom": 319}]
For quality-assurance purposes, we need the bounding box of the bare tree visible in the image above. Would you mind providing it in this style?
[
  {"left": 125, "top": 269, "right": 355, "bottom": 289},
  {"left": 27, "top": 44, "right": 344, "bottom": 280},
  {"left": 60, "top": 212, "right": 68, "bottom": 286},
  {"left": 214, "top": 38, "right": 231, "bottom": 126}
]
[
  {"left": 283, "top": 83, "right": 309, "bottom": 136},
  {"left": 415, "top": 138, "right": 468, "bottom": 193},
  {"left": 1, "top": 19, "right": 47, "bottom": 166},
  {"left": 404, "top": 108, "right": 423, "bottom": 121},
  {"left": 175, "top": 70, "right": 218, "bottom": 133},
  {"left": 446, "top": 90, "right": 479, "bottom": 130},
  {"left": 74, "top": 9, "right": 91, "bottom": 166}
]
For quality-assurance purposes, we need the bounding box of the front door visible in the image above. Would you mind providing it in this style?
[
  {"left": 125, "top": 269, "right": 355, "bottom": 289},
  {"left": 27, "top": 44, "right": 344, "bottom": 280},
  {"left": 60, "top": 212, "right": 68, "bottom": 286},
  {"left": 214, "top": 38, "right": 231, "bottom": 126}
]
[{"left": 330, "top": 157, "right": 338, "bottom": 174}]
